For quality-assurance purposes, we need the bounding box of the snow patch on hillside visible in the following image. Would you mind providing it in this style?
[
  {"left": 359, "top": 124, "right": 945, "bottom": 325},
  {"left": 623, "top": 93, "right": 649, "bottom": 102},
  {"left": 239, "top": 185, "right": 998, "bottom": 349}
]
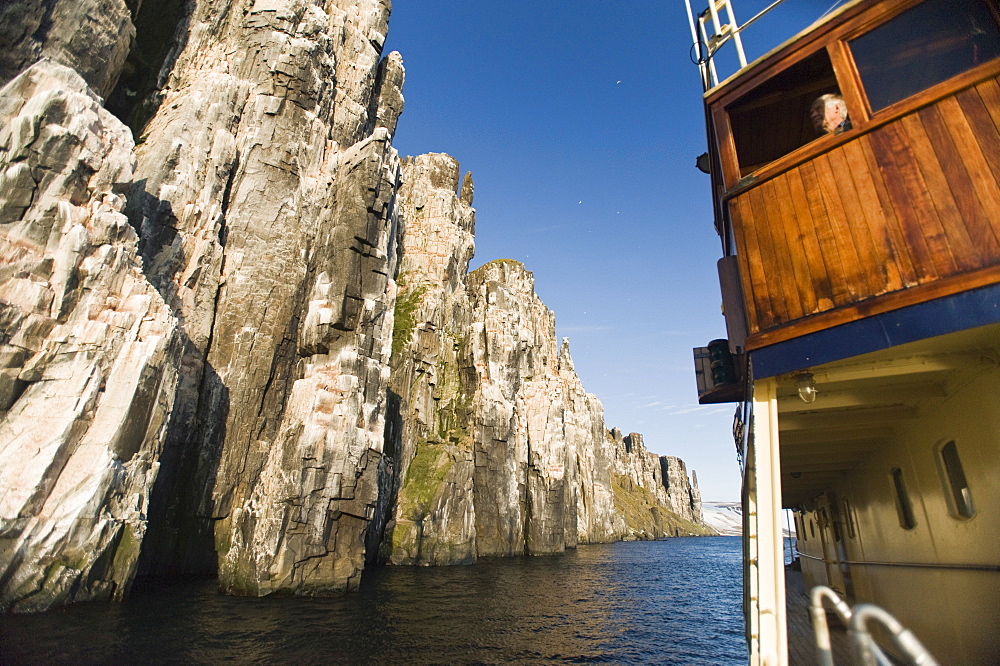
[
  {"left": 702, "top": 502, "right": 797, "bottom": 537},
  {"left": 702, "top": 502, "right": 743, "bottom": 536}
]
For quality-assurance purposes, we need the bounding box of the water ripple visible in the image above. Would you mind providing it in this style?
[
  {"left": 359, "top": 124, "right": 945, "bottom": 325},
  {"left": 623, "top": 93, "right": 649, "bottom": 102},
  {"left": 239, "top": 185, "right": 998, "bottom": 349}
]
[{"left": 1, "top": 537, "right": 746, "bottom": 665}]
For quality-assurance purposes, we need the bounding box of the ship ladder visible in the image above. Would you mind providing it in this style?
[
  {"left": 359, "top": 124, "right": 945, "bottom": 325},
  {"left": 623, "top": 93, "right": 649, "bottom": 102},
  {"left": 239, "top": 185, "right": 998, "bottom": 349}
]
[
  {"left": 684, "top": 0, "right": 794, "bottom": 89},
  {"left": 684, "top": 0, "right": 745, "bottom": 87},
  {"left": 809, "top": 586, "right": 940, "bottom": 666}
]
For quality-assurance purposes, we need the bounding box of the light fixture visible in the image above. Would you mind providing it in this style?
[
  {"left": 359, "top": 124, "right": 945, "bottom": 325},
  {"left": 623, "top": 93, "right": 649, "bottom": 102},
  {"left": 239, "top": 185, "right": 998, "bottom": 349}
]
[{"left": 794, "top": 372, "right": 817, "bottom": 403}]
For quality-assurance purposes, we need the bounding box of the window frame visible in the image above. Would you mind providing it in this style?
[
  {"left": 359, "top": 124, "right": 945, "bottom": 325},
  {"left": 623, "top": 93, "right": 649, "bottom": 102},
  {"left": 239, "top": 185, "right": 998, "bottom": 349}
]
[
  {"left": 845, "top": 0, "right": 1000, "bottom": 115},
  {"left": 706, "top": 0, "right": 1000, "bottom": 193}
]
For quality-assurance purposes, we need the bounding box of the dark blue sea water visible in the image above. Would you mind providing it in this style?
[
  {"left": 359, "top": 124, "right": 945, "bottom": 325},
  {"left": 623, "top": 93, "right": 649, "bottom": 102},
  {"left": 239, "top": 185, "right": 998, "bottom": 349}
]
[{"left": 0, "top": 536, "right": 746, "bottom": 665}]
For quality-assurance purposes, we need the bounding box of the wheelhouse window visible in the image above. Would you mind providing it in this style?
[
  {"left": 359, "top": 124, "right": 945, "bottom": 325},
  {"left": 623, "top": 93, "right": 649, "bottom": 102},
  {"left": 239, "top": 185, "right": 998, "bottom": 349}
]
[
  {"left": 850, "top": 0, "right": 1000, "bottom": 112},
  {"left": 725, "top": 48, "right": 844, "bottom": 176},
  {"left": 939, "top": 440, "right": 976, "bottom": 519}
]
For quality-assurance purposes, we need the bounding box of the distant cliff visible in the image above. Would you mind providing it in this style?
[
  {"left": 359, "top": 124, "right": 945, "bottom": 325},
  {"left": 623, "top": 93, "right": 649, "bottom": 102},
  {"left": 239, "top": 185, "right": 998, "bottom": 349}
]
[
  {"left": 382, "top": 155, "right": 708, "bottom": 565},
  {"left": 0, "top": 0, "right": 707, "bottom": 613}
]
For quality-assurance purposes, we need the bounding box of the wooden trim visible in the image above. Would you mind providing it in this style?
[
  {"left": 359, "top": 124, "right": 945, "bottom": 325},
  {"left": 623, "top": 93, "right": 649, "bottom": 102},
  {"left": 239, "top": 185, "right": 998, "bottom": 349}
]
[
  {"left": 719, "top": 59, "right": 1000, "bottom": 198},
  {"left": 704, "top": 0, "right": 907, "bottom": 106},
  {"left": 826, "top": 39, "right": 869, "bottom": 125},
  {"left": 959, "top": 82, "right": 1000, "bottom": 185},
  {"left": 855, "top": 135, "right": 917, "bottom": 287},
  {"left": 865, "top": 122, "right": 943, "bottom": 282},
  {"left": 713, "top": 105, "right": 741, "bottom": 191},
  {"left": 920, "top": 100, "right": 1000, "bottom": 260},
  {"left": 745, "top": 264, "right": 1000, "bottom": 350},
  {"left": 784, "top": 168, "right": 835, "bottom": 311},
  {"left": 900, "top": 112, "right": 976, "bottom": 272},
  {"left": 863, "top": 58, "right": 1000, "bottom": 128},
  {"left": 706, "top": 0, "right": 915, "bottom": 107}
]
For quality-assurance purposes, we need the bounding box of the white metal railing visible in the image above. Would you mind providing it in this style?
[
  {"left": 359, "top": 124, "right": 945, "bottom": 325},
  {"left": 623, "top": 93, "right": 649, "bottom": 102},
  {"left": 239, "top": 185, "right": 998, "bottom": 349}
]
[
  {"left": 683, "top": 0, "right": 854, "bottom": 91},
  {"left": 809, "top": 585, "right": 940, "bottom": 666}
]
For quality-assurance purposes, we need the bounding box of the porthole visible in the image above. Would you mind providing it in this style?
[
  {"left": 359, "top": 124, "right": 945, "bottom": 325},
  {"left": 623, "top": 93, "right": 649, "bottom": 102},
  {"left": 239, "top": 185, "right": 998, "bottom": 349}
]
[
  {"left": 891, "top": 467, "right": 917, "bottom": 530},
  {"left": 939, "top": 440, "right": 976, "bottom": 519},
  {"left": 842, "top": 498, "right": 856, "bottom": 539}
]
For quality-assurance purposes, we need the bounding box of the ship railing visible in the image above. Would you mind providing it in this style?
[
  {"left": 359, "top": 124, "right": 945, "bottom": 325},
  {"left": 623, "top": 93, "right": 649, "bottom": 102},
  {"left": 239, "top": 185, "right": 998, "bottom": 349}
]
[
  {"left": 809, "top": 585, "right": 940, "bottom": 666},
  {"left": 683, "top": 0, "right": 787, "bottom": 90},
  {"left": 683, "top": 0, "right": 858, "bottom": 92}
]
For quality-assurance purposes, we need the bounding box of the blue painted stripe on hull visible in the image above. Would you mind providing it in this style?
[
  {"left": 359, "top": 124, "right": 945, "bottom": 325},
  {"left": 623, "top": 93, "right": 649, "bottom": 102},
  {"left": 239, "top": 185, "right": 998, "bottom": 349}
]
[{"left": 750, "top": 282, "right": 1000, "bottom": 379}]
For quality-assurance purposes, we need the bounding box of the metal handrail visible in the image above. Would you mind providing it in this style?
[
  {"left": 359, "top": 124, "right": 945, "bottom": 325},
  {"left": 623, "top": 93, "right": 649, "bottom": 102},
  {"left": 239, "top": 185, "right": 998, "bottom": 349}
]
[
  {"left": 808, "top": 585, "right": 940, "bottom": 666},
  {"left": 683, "top": 0, "right": 790, "bottom": 89},
  {"left": 850, "top": 604, "right": 940, "bottom": 666},
  {"left": 796, "top": 550, "right": 1000, "bottom": 572},
  {"left": 809, "top": 586, "right": 857, "bottom": 666}
]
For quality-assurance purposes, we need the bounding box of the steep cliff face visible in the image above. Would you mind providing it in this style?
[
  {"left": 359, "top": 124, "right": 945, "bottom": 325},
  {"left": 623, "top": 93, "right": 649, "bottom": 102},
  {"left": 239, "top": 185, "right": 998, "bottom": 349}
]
[
  {"left": 0, "top": 60, "right": 180, "bottom": 612},
  {"left": 383, "top": 153, "right": 476, "bottom": 566},
  {"left": 0, "top": 0, "right": 406, "bottom": 608},
  {"left": 465, "top": 258, "right": 581, "bottom": 557},
  {"left": 384, "top": 155, "right": 708, "bottom": 564},
  {"left": 0, "top": 0, "right": 134, "bottom": 99},
  {"left": 125, "top": 0, "right": 404, "bottom": 596},
  {"left": 0, "top": 0, "right": 706, "bottom": 613},
  {"left": 608, "top": 430, "right": 707, "bottom": 539}
]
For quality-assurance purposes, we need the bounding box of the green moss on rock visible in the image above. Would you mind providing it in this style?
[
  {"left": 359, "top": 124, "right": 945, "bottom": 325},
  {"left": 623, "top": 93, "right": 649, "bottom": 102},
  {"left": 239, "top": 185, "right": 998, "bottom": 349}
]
[
  {"left": 398, "top": 441, "right": 454, "bottom": 518},
  {"left": 611, "top": 475, "right": 713, "bottom": 538},
  {"left": 391, "top": 274, "right": 428, "bottom": 360}
]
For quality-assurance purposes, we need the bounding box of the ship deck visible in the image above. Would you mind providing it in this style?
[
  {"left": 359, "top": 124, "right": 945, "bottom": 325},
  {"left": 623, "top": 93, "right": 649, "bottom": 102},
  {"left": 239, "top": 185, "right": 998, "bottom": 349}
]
[{"left": 785, "top": 568, "right": 854, "bottom": 665}]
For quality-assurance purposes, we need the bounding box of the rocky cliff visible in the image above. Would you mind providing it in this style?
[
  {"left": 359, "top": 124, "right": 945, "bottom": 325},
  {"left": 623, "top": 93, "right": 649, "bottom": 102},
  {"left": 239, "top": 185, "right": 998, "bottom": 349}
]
[
  {"left": 122, "top": 0, "right": 404, "bottom": 599},
  {"left": 384, "top": 154, "right": 707, "bottom": 564},
  {"left": 0, "top": 59, "right": 180, "bottom": 612},
  {"left": 0, "top": 0, "right": 706, "bottom": 612}
]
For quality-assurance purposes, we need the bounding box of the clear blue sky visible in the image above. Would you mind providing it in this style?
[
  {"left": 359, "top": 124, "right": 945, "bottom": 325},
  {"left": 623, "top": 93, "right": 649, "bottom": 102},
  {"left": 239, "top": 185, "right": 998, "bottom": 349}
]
[{"left": 384, "top": 2, "right": 838, "bottom": 502}]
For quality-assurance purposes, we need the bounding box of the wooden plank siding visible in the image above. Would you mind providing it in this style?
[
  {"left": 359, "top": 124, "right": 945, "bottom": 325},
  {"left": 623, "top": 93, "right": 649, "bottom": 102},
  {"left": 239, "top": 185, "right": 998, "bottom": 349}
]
[{"left": 731, "top": 75, "right": 1000, "bottom": 349}]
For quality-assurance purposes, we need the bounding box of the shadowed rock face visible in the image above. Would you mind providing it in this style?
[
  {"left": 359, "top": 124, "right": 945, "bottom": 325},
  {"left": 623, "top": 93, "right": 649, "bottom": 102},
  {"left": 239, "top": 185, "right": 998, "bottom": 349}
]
[
  {"left": 0, "top": 0, "right": 135, "bottom": 99},
  {"left": 0, "top": 0, "right": 705, "bottom": 612}
]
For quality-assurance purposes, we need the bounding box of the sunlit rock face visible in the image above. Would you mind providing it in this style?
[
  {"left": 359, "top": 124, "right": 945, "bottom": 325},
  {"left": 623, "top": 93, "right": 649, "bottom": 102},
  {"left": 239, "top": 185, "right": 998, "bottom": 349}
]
[
  {"left": 0, "top": 0, "right": 406, "bottom": 607},
  {"left": 126, "top": 0, "right": 404, "bottom": 595},
  {"left": 465, "top": 259, "right": 585, "bottom": 557},
  {"left": 0, "top": 60, "right": 180, "bottom": 612},
  {"left": 382, "top": 153, "right": 477, "bottom": 566},
  {"left": 384, "top": 157, "right": 708, "bottom": 563},
  {"left": 662, "top": 455, "right": 703, "bottom": 525},
  {"left": 607, "top": 430, "right": 707, "bottom": 539}
]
